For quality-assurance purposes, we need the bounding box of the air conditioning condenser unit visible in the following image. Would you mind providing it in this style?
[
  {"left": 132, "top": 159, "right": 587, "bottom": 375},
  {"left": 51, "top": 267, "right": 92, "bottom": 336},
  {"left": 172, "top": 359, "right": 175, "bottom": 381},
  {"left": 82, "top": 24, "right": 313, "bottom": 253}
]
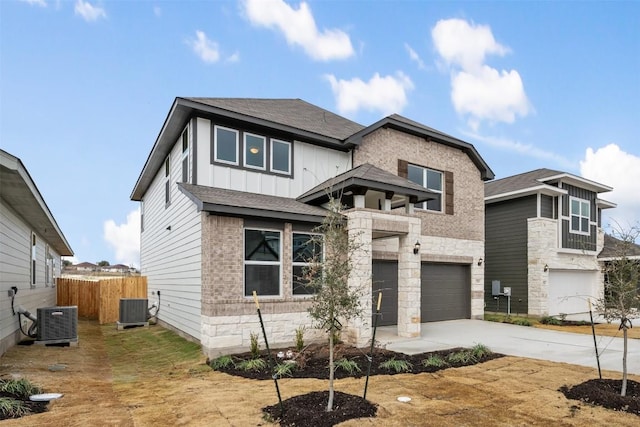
[
  {"left": 119, "top": 298, "right": 148, "bottom": 324},
  {"left": 37, "top": 306, "right": 78, "bottom": 342}
]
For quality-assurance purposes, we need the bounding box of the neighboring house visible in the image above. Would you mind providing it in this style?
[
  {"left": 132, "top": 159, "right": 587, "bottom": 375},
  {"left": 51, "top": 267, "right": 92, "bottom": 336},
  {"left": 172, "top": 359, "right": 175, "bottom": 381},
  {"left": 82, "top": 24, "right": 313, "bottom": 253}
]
[
  {"left": 0, "top": 149, "right": 73, "bottom": 355},
  {"left": 484, "top": 169, "right": 616, "bottom": 318},
  {"left": 599, "top": 234, "right": 640, "bottom": 294},
  {"left": 102, "top": 264, "right": 131, "bottom": 273},
  {"left": 74, "top": 262, "right": 98, "bottom": 272},
  {"left": 131, "top": 97, "right": 494, "bottom": 357}
]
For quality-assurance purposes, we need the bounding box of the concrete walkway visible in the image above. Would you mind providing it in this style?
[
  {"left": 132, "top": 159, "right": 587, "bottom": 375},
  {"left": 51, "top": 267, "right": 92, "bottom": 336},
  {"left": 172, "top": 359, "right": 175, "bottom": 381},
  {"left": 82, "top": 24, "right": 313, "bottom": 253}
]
[{"left": 377, "top": 319, "right": 640, "bottom": 375}]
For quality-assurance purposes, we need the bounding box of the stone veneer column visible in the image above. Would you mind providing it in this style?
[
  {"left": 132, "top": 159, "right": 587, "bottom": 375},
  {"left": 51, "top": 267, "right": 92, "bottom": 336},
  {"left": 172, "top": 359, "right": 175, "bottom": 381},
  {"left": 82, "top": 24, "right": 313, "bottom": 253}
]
[
  {"left": 344, "top": 210, "right": 373, "bottom": 347},
  {"left": 397, "top": 218, "right": 422, "bottom": 337}
]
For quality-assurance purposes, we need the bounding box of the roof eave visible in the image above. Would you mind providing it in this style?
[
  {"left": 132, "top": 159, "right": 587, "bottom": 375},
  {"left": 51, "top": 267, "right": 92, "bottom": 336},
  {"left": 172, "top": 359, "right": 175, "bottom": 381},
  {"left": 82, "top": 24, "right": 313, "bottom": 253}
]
[
  {"left": 345, "top": 116, "right": 494, "bottom": 180},
  {"left": 485, "top": 184, "right": 567, "bottom": 204},
  {"left": 540, "top": 173, "right": 613, "bottom": 193}
]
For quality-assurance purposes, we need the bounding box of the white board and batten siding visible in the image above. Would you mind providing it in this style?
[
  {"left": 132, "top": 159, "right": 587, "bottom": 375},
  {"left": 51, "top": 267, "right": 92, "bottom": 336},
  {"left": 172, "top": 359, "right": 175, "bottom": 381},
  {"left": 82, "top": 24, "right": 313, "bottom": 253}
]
[
  {"left": 1, "top": 202, "right": 59, "bottom": 353},
  {"left": 141, "top": 131, "right": 202, "bottom": 341},
  {"left": 195, "top": 117, "right": 351, "bottom": 197}
]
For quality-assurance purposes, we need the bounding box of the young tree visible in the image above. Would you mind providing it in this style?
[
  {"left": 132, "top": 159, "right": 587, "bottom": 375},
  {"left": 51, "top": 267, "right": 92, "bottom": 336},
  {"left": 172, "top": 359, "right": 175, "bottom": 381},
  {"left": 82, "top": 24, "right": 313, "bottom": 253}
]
[
  {"left": 595, "top": 225, "right": 640, "bottom": 396},
  {"left": 304, "top": 197, "right": 366, "bottom": 412},
  {"left": 97, "top": 260, "right": 110, "bottom": 267}
]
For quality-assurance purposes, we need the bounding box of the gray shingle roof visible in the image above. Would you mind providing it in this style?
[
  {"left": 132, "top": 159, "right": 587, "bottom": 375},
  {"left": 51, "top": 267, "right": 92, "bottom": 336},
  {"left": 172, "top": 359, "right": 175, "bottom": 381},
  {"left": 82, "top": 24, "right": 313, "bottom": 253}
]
[
  {"left": 297, "top": 163, "right": 437, "bottom": 204},
  {"left": 484, "top": 168, "right": 564, "bottom": 198},
  {"left": 185, "top": 98, "right": 365, "bottom": 141},
  {"left": 178, "top": 183, "right": 328, "bottom": 223},
  {"left": 599, "top": 234, "right": 640, "bottom": 259}
]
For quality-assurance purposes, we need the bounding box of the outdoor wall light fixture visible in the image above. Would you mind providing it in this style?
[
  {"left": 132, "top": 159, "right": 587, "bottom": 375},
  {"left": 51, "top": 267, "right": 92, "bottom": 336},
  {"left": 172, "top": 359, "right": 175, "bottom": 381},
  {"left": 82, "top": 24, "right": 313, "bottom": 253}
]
[
  {"left": 166, "top": 225, "right": 172, "bottom": 231},
  {"left": 477, "top": 257, "right": 483, "bottom": 266},
  {"left": 413, "top": 241, "right": 421, "bottom": 255},
  {"left": 544, "top": 264, "right": 549, "bottom": 272}
]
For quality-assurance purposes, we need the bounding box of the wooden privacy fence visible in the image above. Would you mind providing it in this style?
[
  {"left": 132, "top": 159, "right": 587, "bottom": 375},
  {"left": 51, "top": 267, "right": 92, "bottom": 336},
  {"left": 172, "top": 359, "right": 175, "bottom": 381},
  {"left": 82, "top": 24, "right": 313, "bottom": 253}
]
[{"left": 56, "top": 277, "right": 147, "bottom": 324}]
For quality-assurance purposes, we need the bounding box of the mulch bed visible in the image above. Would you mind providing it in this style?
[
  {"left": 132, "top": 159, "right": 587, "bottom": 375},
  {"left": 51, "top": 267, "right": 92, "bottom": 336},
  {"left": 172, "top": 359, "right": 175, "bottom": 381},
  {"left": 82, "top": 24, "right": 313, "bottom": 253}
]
[
  {"left": 560, "top": 378, "right": 640, "bottom": 416},
  {"left": 0, "top": 391, "right": 49, "bottom": 420},
  {"left": 212, "top": 343, "right": 503, "bottom": 380}
]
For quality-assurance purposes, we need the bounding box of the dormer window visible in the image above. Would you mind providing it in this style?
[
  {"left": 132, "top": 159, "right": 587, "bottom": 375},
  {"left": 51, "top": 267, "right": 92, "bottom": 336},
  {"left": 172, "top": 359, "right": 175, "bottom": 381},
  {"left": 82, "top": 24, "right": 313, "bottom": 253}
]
[{"left": 570, "top": 196, "right": 590, "bottom": 234}]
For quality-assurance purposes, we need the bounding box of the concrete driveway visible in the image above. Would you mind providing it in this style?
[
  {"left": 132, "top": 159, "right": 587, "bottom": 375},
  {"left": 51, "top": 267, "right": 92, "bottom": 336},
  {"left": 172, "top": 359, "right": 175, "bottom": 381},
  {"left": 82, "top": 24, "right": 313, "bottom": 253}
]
[{"left": 377, "top": 319, "right": 640, "bottom": 375}]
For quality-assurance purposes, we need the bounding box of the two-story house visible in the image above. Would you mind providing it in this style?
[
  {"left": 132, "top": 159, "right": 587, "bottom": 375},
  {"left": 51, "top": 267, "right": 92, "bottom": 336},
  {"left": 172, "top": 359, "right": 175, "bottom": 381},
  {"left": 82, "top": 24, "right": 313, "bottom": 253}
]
[
  {"left": 131, "top": 97, "right": 494, "bottom": 357},
  {"left": 1, "top": 149, "right": 73, "bottom": 355},
  {"left": 484, "top": 169, "right": 616, "bottom": 318}
]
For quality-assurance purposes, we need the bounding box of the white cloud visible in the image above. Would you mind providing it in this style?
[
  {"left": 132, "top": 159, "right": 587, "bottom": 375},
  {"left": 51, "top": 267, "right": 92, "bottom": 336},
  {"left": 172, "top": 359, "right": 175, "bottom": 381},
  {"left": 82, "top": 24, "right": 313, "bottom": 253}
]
[
  {"left": 242, "top": 0, "right": 354, "bottom": 61},
  {"left": 20, "top": 0, "right": 47, "bottom": 6},
  {"left": 226, "top": 51, "right": 240, "bottom": 63},
  {"left": 464, "top": 130, "right": 575, "bottom": 170},
  {"left": 431, "top": 18, "right": 532, "bottom": 129},
  {"left": 432, "top": 18, "right": 508, "bottom": 71},
  {"left": 189, "top": 30, "right": 220, "bottom": 63},
  {"left": 405, "top": 43, "right": 426, "bottom": 70},
  {"left": 103, "top": 208, "right": 140, "bottom": 268},
  {"left": 452, "top": 66, "right": 531, "bottom": 129},
  {"left": 325, "top": 72, "right": 414, "bottom": 116},
  {"left": 74, "top": 0, "right": 106, "bottom": 22},
  {"left": 580, "top": 144, "right": 640, "bottom": 229}
]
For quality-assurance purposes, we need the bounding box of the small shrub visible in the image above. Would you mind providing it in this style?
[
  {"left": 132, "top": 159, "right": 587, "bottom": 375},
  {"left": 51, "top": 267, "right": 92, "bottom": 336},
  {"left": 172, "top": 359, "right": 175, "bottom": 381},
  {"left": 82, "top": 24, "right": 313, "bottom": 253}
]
[
  {"left": 422, "top": 354, "right": 448, "bottom": 368},
  {"left": 470, "top": 344, "right": 492, "bottom": 359},
  {"left": 0, "top": 378, "right": 41, "bottom": 398},
  {"left": 273, "top": 362, "right": 297, "bottom": 378},
  {"left": 335, "top": 358, "right": 361, "bottom": 375},
  {"left": 540, "top": 316, "right": 563, "bottom": 326},
  {"left": 447, "top": 350, "right": 476, "bottom": 364},
  {"left": 209, "top": 355, "right": 235, "bottom": 370},
  {"left": 236, "top": 358, "right": 267, "bottom": 372},
  {"left": 512, "top": 318, "right": 532, "bottom": 327},
  {"left": 379, "top": 357, "right": 413, "bottom": 373},
  {"left": 295, "top": 326, "right": 305, "bottom": 352},
  {"left": 249, "top": 332, "right": 260, "bottom": 359},
  {"left": 0, "top": 397, "right": 30, "bottom": 418}
]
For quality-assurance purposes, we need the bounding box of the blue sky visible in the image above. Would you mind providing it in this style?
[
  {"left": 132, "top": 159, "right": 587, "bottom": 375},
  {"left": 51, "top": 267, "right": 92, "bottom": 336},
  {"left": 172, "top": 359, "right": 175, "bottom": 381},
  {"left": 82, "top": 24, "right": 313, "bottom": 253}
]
[{"left": 1, "top": 0, "right": 638, "bottom": 267}]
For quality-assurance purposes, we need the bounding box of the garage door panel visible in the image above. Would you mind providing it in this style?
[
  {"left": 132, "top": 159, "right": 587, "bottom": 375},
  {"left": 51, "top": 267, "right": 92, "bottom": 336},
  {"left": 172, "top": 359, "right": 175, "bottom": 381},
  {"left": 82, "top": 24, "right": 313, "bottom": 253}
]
[
  {"left": 548, "top": 271, "right": 599, "bottom": 316},
  {"left": 421, "top": 263, "right": 470, "bottom": 322},
  {"left": 372, "top": 261, "right": 398, "bottom": 326}
]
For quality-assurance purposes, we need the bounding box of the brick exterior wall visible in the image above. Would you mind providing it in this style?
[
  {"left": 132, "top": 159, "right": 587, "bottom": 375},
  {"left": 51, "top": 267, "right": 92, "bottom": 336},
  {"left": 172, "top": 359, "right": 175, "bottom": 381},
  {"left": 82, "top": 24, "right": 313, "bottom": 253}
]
[{"left": 353, "top": 127, "right": 485, "bottom": 241}]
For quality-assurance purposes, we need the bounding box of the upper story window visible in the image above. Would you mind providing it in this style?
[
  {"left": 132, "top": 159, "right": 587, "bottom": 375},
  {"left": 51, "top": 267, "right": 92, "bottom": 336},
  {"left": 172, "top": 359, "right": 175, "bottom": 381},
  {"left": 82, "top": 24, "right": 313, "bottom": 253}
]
[
  {"left": 181, "top": 128, "right": 190, "bottom": 183},
  {"left": 31, "top": 232, "right": 37, "bottom": 287},
  {"left": 244, "top": 229, "right": 281, "bottom": 297},
  {"left": 244, "top": 133, "right": 266, "bottom": 170},
  {"left": 214, "top": 125, "right": 239, "bottom": 165},
  {"left": 271, "top": 139, "right": 291, "bottom": 175},
  {"left": 292, "top": 233, "right": 322, "bottom": 295},
  {"left": 570, "top": 196, "right": 590, "bottom": 234},
  {"left": 164, "top": 156, "right": 171, "bottom": 207},
  {"left": 407, "top": 164, "right": 443, "bottom": 211}
]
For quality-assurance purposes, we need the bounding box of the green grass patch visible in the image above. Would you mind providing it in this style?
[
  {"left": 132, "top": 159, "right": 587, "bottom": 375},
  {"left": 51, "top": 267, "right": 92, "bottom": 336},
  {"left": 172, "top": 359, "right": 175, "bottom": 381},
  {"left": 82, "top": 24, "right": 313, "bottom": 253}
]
[
  {"left": 0, "top": 397, "right": 30, "bottom": 419},
  {"left": 485, "top": 313, "right": 535, "bottom": 327},
  {"left": 470, "top": 344, "right": 492, "bottom": 359},
  {"left": 447, "top": 350, "right": 476, "bottom": 364},
  {"left": 236, "top": 358, "right": 267, "bottom": 372},
  {"left": 273, "top": 362, "right": 297, "bottom": 377},
  {"left": 209, "top": 355, "right": 235, "bottom": 370},
  {"left": 0, "top": 378, "right": 42, "bottom": 398}
]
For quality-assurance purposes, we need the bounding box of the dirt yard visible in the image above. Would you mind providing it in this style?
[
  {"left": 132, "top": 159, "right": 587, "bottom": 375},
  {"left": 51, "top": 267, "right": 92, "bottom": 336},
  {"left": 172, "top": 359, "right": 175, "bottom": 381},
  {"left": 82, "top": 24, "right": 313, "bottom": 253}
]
[{"left": 1, "top": 320, "right": 639, "bottom": 426}]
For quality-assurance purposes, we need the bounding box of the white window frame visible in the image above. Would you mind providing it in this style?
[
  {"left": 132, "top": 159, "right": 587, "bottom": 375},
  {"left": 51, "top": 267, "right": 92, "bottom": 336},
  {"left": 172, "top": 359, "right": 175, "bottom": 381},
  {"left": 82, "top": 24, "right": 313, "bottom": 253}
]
[
  {"left": 243, "top": 132, "right": 266, "bottom": 171},
  {"left": 569, "top": 196, "right": 591, "bottom": 235},
  {"left": 271, "top": 139, "right": 292, "bottom": 175},
  {"left": 31, "top": 232, "right": 37, "bottom": 287},
  {"left": 407, "top": 164, "right": 443, "bottom": 212},
  {"left": 243, "top": 228, "right": 282, "bottom": 297},
  {"left": 164, "top": 155, "right": 171, "bottom": 207},
  {"left": 181, "top": 127, "right": 190, "bottom": 183},
  {"left": 214, "top": 125, "right": 239, "bottom": 166},
  {"left": 292, "top": 232, "right": 323, "bottom": 296}
]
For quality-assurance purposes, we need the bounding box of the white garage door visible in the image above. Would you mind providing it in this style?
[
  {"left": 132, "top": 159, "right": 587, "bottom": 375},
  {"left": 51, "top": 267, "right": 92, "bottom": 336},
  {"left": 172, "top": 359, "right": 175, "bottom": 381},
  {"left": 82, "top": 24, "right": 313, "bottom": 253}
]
[{"left": 548, "top": 270, "right": 599, "bottom": 316}]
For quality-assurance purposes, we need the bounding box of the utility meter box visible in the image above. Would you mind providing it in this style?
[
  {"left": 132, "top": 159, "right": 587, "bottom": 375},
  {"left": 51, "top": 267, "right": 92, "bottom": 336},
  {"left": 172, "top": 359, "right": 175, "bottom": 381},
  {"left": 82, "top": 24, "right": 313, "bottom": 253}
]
[
  {"left": 491, "top": 280, "right": 501, "bottom": 296},
  {"left": 503, "top": 287, "right": 512, "bottom": 297}
]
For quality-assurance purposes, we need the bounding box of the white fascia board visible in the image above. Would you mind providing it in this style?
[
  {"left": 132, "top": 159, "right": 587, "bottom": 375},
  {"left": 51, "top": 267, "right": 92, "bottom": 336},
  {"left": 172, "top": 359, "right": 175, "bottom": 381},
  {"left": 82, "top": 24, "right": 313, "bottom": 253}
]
[
  {"left": 540, "top": 173, "right": 613, "bottom": 193},
  {"left": 485, "top": 184, "right": 566, "bottom": 204},
  {"left": 596, "top": 198, "right": 617, "bottom": 209}
]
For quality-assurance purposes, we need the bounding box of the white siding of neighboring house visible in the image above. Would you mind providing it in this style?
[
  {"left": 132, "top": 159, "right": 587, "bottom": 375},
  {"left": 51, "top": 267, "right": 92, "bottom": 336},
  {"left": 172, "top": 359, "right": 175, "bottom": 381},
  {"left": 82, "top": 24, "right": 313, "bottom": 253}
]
[
  {"left": 195, "top": 116, "right": 351, "bottom": 198},
  {"left": 141, "top": 130, "right": 202, "bottom": 341},
  {"left": 0, "top": 202, "right": 58, "bottom": 355}
]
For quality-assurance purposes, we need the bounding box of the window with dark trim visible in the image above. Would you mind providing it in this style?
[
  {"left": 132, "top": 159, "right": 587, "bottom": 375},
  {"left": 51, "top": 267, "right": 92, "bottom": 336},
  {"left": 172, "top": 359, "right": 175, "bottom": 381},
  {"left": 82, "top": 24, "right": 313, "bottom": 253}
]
[
  {"left": 244, "top": 132, "right": 266, "bottom": 170},
  {"left": 244, "top": 229, "right": 281, "bottom": 297},
  {"left": 214, "top": 125, "right": 239, "bottom": 165},
  {"left": 271, "top": 139, "right": 291, "bottom": 175},
  {"left": 182, "top": 128, "right": 189, "bottom": 183},
  {"left": 164, "top": 156, "right": 171, "bottom": 207},
  {"left": 31, "top": 232, "right": 36, "bottom": 287},
  {"left": 292, "top": 233, "right": 322, "bottom": 295},
  {"left": 399, "top": 160, "right": 454, "bottom": 214}
]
